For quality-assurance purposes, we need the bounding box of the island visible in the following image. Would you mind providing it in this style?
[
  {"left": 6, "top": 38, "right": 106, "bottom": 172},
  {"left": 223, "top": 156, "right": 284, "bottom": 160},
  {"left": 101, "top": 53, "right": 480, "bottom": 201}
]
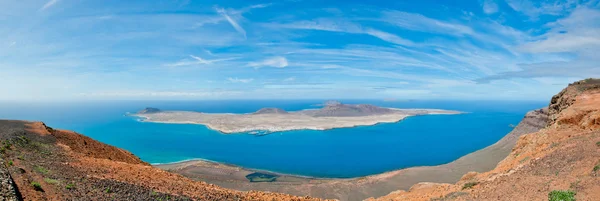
[{"left": 132, "top": 101, "right": 462, "bottom": 134}]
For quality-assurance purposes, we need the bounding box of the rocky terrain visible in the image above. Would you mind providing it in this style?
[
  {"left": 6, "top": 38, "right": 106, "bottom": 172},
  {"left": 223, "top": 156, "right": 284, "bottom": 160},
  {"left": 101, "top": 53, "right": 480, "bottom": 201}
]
[
  {"left": 133, "top": 103, "right": 460, "bottom": 133},
  {"left": 0, "top": 121, "right": 324, "bottom": 200},
  {"left": 368, "top": 78, "right": 600, "bottom": 201}
]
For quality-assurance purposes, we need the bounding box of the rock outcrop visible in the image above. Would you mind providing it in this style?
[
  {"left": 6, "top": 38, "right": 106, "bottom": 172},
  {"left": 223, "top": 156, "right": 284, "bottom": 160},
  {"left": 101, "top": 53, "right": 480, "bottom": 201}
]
[{"left": 0, "top": 158, "right": 19, "bottom": 201}]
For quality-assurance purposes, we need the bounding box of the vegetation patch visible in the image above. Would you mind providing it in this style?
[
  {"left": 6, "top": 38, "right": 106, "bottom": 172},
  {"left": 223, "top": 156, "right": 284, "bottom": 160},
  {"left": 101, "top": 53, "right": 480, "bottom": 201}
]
[
  {"left": 548, "top": 190, "right": 576, "bottom": 201},
  {"left": 8, "top": 160, "right": 13, "bottom": 166},
  {"left": 0, "top": 140, "right": 12, "bottom": 154},
  {"left": 519, "top": 156, "right": 531, "bottom": 164},
  {"left": 31, "top": 181, "right": 43, "bottom": 192},
  {"left": 44, "top": 178, "right": 59, "bottom": 184},
  {"left": 14, "top": 136, "right": 30, "bottom": 146},
  {"left": 462, "top": 182, "right": 479, "bottom": 190},
  {"left": 596, "top": 141, "right": 600, "bottom": 147},
  {"left": 593, "top": 165, "right": 600, "bottom": 172},
  {"left": 34, "top": 165, "right": 49, "bottom": 174},
  {"left": 65, "top": 183, "right": 75, "bottom": 190}
]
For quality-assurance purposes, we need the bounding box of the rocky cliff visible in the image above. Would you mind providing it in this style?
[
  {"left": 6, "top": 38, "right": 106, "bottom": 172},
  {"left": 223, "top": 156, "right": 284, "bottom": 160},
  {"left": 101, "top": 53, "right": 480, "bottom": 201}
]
[
  {"left": 369, "top": 78, "right": 600, "bottom": 201},
  {"left": 0, "top": 121, "right": 324, "bottom": 200}
]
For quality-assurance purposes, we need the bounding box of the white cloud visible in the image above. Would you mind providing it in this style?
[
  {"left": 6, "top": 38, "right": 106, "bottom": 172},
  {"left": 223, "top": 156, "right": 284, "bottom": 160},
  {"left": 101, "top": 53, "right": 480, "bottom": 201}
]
[
  {"left": 504, "top": 0, "right": 577, "bottom": 19},
  {"left": 165, "top": 55, "right": 238, "bottom": 67},
  {"left": 364, "top": 28, "right": 415, "bottom": 46},
  {"left": 227, "top": 77, "right": 254, "bottom": 83},
  {"left": 518, "top": 7, "right": 600, "bottom": 53},
  {"left": 478, "top": 7, "right": 600, "bottom": 83},
  {"left": 275, "top": 18, "right": 363, "bottom": 32},
  {"left": 380, "top": 10, "right": 474, "bottom": 36},
  {"left": 39, "top": 0, "right": 59, "bottom": 11},
  {"left": 216, "top": 7, "right": 247, "bottom": 38},
  {"left": 482, "top": 0, "right": 499, "bottom": 14},
  {"left": 270, "top": 18, "right": 414, "bottom": 46},
  {"left": 519, "top": 35, "right": 600, "bottom": 53},
  {"left": 283, "top": 77, "right": 296, "bottom": 82},
  {"left": 248, "top": 4, "right": 271, "bottom": 9},
  {"left": 78, "top": 90, "right": 242, "bottom": 99},
  {"left": 248, "top": 56, "right": 289, "bottom": 68}
]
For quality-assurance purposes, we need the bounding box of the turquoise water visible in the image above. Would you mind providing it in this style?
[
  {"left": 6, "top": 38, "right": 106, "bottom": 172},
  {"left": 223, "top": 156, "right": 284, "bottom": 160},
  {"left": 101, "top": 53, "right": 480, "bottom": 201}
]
[{"left": 0, "top": 100, "right": 546, "bottom": 178}]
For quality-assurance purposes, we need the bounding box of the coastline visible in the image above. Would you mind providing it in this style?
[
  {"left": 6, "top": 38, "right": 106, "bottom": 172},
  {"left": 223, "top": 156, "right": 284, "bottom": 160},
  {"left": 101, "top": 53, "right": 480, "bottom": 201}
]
[
  {"left": 133, "top": 108, "right": 462, "bottom": 134},
  {"left": 155, "top": 108, "right": 549, "bottom": 201}
]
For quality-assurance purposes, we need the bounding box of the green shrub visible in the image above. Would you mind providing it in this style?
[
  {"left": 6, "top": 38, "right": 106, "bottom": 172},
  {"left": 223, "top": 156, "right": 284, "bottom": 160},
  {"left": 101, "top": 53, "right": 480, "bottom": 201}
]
[
  {"left": 31, "top": 181, "right": 43, "bottom": 191},
  {"left": 34, "top": 166, "right": 49, "bottom": 174},
  {"left": 593, "top": 165, "right": 600, "bottom": 172},
  {"left": 65, "top": 183, "right": 75, "bottom": 190},
  {"left": 105, "top": 187, "right": 112, "bottom": 193},
  {"left": 44, "top": 178, "right": 59, "bottom": 184},
  {"left": 596, "top": 141, "right": 600, "bottom": 147},
  {"left": 462, "top": 182, "right": 479, "bottom": 190},
  {"left": 548, "top": 190, "right": 576, "bottom": 201},
  {"left": 8, "top": 160, "right": 13, "bottom": 166}
]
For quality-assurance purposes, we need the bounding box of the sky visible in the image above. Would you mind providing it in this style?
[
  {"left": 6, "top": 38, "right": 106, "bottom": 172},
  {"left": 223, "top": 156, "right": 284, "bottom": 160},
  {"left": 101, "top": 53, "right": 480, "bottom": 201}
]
[{"left": 1, "top": 0, "right": 599, "bottom": 101}]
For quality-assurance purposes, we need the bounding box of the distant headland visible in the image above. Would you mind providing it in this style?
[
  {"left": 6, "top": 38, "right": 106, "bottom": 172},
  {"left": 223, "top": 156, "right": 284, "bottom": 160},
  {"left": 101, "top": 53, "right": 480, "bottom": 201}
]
[{"left": 132, "top": 101, "right": 462, "bottom": 134}]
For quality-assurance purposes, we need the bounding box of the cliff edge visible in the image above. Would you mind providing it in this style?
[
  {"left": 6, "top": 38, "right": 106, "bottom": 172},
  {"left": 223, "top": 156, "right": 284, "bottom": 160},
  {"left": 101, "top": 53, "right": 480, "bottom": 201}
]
[{"left": 369, "top": 78, "right": 600, "bottom": 201}]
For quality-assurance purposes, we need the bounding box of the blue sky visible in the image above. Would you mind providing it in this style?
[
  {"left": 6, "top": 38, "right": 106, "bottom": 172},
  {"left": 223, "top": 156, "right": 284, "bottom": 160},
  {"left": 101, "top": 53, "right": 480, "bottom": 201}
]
[{"left": 1, "top": 0, "right": 599, "bottom": 101}]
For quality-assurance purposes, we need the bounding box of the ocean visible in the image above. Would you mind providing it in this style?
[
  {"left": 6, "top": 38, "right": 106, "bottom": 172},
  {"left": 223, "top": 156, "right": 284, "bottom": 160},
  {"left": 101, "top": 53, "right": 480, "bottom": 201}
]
[{"left": 0, "top": 100, "right": 546, "bottom": 178}]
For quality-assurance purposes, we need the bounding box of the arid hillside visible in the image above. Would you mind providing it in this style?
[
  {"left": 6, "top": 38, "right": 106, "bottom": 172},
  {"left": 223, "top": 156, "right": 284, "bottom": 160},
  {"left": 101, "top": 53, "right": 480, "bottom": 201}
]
[
  {"left": 0, "top": 121, "right": 324, "bottom": 200},
  {"left": 369, "top": 79, "right": 600, "bottom": 201}
]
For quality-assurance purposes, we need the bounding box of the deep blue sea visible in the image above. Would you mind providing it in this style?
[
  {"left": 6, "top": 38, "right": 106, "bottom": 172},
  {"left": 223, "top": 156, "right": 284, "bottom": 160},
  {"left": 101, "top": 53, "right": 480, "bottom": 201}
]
[{"left": 0, "top": 100, "right": 546, "bottom": 178}]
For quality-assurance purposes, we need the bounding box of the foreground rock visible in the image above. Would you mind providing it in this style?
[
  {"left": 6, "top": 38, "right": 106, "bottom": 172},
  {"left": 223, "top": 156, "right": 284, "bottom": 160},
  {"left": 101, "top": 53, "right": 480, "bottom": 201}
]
[
  {"left": 133, "top": 102, "right": 461, "bottom": 133},
  {"left": 0, "top": 121, "right": 325, "bottom": 200}
]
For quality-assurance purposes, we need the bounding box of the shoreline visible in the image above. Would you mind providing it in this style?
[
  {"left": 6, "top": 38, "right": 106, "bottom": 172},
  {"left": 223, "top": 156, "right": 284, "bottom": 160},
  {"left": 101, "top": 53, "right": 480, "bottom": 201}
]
[
  {"left": 154, "top": 108, "right": 549, "bottom": 201},
  {"left": 133, "top": 108, "right": 462, "bottom": 134}
]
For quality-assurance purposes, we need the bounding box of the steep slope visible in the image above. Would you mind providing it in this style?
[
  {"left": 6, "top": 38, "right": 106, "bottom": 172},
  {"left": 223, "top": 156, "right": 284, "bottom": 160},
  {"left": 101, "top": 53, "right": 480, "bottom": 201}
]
[
  {"left": 0, "top": 121, "right": 324, "bottom": 200},
  {"left": 369, "top": 79, "right": 600, "bottom": 201}
]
